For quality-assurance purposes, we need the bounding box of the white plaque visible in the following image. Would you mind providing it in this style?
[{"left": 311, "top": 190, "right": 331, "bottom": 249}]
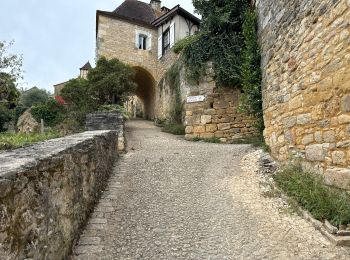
[{"left": 187, "top": 95, "right": 206, "bottom": 103}]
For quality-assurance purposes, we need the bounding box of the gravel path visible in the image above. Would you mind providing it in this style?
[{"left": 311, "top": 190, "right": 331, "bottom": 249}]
[{"left": 72, "top": 120, "right": 350, "bottom": 259}]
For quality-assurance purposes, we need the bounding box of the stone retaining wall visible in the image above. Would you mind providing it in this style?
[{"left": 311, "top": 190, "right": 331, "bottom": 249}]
[
  {"left": 86, "top": 112, "right": 126, "bottom": 152},
  {"left": 185, "top": 88, "right": 258, "bottom": 142},
  {"left": 0, "top": 131, "right": 117, "bottom": 259},
  {"left": 258, "top": 0, "right": 350, "bottom": 189}
]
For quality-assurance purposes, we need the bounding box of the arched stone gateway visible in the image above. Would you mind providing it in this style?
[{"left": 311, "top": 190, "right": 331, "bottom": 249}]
[{"left": 130, "top": 67, "right": 156, "bottom": 120}]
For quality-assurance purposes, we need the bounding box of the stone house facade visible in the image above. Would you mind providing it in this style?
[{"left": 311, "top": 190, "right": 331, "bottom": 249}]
[
  {"left": 257, "top": 0, "right": 350, "bottom": 190},
  {"left": 96, "top": 0, "right": 200, "bottom": 119}
]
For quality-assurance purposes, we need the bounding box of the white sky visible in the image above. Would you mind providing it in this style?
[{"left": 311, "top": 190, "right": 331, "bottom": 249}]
[{"left": 0, "top": 0, "right": 197, "bottom": 93}]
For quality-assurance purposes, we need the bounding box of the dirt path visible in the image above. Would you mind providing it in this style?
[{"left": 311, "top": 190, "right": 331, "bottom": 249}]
[{"left": 72, "top": 120, "right": 350, "bottom": 259}]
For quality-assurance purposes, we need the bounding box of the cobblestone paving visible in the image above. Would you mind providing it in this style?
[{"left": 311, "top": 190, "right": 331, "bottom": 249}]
[{"left": 72, "top": 120, "right": 350, "bottom": 259}]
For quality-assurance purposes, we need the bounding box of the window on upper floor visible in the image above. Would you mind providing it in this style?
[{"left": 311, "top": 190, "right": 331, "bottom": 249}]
[
  {"left": 138, "top": 34, "right": 147, "bottom": 50},
  {"left": 162, "top": 29, "right": 170, "bottom": 55}
]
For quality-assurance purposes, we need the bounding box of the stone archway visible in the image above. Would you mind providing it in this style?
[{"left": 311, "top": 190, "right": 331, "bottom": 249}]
[{"left": 132, "top": 66, "right": 156, "bottom": 120}]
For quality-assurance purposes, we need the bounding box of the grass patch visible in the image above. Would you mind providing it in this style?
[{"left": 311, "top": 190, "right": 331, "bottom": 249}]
[
  {"left": 231, "top": 135, "right": 270, "bottom": 152},
  {"left": 0, "top": 131, "right": 60, "bottom": 151},
  {"left": 274, "top": 165, "right": 350, "bottom": 227},
  {"left": 162, "top": 124, "right": 185, "bottom": 135}
]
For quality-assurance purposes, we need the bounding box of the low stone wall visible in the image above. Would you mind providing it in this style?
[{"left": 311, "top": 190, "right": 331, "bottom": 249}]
[
  {"left": 258, "top": 0, "right": 350, "bottom": 189},
  {"left": 86, "top": 112, "right": 126, "bottom": 152},
  {"left": 185, "top": 88, "right": 258, "bottom": 142},
  {"left": 0, "top": 131, "right": 117, "bottom": 259}
]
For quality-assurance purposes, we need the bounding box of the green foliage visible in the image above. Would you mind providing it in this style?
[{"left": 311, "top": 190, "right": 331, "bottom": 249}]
[
  {"left": 31, "top": 98, "right": 66, "bottom": 127},
  {"left": 274, "top": 166, "right": 350, "bottom": 226},
  {"left": 0, "top": 131, "right": 60, "bottom": 150},
  {"left": 19, "top": 87, "right": 49, "bottom": 107},
  {"left": 172, "top": 34, "right": 202, "bottom": 54},
  {"left": 0, "top": 72, "right": 20, "bottom": 108},
  {"left": 61, "top": 78, "right": 93, "bottom": 125},
  {"left": 167, "top": 62, "right": 183, "bottom": 123},
  {"left": 0, "top": 104, "right": 14, "bottom": 132},
  {"left": 0, "top": 41, "right": 23, "bottom": 82},
  {"left": 98, "top": 104, "right": 130, "bottom": 120},
  {"left": 239, "top": 9, "right": 264, "bottom": 133},
  {"left": 88, "top": 57, "right": 137, "bottom": 105},
  {"left": 231, "top": 135, "right": 270, "bottom": 152},
  {"left": 162, "top": 124, "right": 185, "bottom": 135},
  {"left": 180, "top": 0, "right": 249, "bottom": 87}
]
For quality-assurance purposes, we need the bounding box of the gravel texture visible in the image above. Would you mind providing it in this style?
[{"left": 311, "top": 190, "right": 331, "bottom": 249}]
[{"left": 72, "top": 120, "right": 350, "bottom": 259}]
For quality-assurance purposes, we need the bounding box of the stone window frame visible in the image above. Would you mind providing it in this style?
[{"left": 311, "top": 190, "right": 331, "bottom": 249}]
[{"left": 135, "top": 30, "right": 152, "bottom": 51}]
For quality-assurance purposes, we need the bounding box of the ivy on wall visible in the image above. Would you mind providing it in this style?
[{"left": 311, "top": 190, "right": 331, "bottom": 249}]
[
  {"left": 167, "top": 62, "right": 183, "bottom": 124},
  {"left": 174, "top": 1, "right": 263, "bottom": 133}
]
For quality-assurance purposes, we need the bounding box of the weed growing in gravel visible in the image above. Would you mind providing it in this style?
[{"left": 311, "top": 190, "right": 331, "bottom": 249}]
[
  {"left": 231, "top": 135, "right": 270, "bottom": 152},
  {"left": 191, "top": 137, "right": 221, "bottom": 143},
  {"left": 162, "top": 124, "right": 185, "bottom": 135},
  {"left": 274, "top": 165, "right": 350, "bottom": 227}
]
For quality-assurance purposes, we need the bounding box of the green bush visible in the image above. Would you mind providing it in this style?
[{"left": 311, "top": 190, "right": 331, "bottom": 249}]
[
  {"left": 274, "top": 166, "right": 350, "bottom": 226},
  {"left": 0, "top": 104, "right": 14, "bottom": 132},
  {"left": 19, "top": 87, "right": 49, "bottom": 107},
  {"left": 162, "top": 124, "right": 185, "bottom": 135},
  {"left": 31, "top": 98, "right": 65, "bottom": 127},
  {"left": 98, "top": 104, "right": 129, "bottom": 120},
  {"left": 172, "top": 34, "right": 202, "bottom": 54},
  {"left": 0, "top": 131, "right": 60, "bottom": 150}
]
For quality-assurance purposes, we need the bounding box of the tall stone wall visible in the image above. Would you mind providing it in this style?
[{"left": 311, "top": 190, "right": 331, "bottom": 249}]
[
  {"left": 0, "top": 131, "right": 117, "bottom": 259},
  {"left": 258, "top": 0, "right": 350, "bottom": 189}
]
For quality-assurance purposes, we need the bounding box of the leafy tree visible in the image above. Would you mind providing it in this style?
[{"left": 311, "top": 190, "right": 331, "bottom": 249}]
[
  {"left": 0, "top": 72, "right": 20, "bottom": 108},
  {"left": 88, "top": 57, "right": 137, "bottom": 105},
  {"left": 0, "top": 41, "right": 23, "bottom": 81},
  {"left": 20, "top": 87, "right": 49, "bottom": 107},
  {"left": 61, "top": 78, "right": 94, "bottom": 124},
  {"left": 31, "top": 98, "right": 66, "bottom": 127}
]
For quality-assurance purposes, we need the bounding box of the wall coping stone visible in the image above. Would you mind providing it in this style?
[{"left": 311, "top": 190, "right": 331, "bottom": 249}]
[{"left": 0, "top": 130, "right": 114, "bottom": 179}]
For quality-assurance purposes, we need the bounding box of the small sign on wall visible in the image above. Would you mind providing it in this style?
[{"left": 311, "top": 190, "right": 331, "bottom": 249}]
[{"left": 187, "top": 95, "right": 206, "bottom": 103}]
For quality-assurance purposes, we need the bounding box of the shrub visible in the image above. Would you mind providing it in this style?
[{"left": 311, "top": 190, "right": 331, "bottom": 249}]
[
  {"left": 0, "top": 104, "right": 14, "bottom": 132},
  {"left": 98, "top": 104, "right": 129, "bottom": 120},
  {"left": 172, "top": 34, "right": 202, "bottom": 54},
  {"left": 31, "top": 98, "right": 65, "bottom": 127},
  {"left": 274, "top": 166, "right": 350, "bottom": 226}
]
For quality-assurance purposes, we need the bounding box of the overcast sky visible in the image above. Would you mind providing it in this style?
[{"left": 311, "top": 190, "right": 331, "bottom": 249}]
[{"left": 0, "top": 0, "right": 196, "bottom": 93}]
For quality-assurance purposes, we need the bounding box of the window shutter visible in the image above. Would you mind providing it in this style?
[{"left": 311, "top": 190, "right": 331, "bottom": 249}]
[
  {"left": 135, "top": 33, "right": 139, "bottom": 49},
  {"left": 170, "top": 21, "right": 175, "bottom": 48},
  {"left": 158, "top": 35, "right": 163, "bottom": 59},
  {"left": 147, "top": 34, "right": 152, "bottom": 51}
]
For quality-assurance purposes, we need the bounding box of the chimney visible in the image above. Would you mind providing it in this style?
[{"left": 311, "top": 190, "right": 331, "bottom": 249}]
[{"left": 150, "top": 0, "right": 161, "bottom": 11}]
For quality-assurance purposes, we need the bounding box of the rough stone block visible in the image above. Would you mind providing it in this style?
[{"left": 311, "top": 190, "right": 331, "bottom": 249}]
[
  {"left": 289, "top": 95, "right": 303, "bottom": 110},
  {"left": 214, "top": 131, "right": 224, "bottom": 138},
  {"left": 305, "top": 144, "right": 326, "bottom": 161},
  {"left": 200, "top": 133, "right": 215, "bottom": 139},
  {"left": 323, "top": 130, "right": 336, "bottom": 143},
  {"left": 193, "top": 125, "right": 205, "bottom": 134},
  {"left": 283, "top": 116, "right": 297, "bottom": 128},
  {"left": 302, "top": 134, "right": 314, "bottom": 145},
  {"left": 325, "top": 168, "right": 350, "bottom": 190},
  {"left": 206, "top": 124, "right": 218, "bottom": 133},
  {"left": 341, "top": 95, "right": 350, "bottom": 112},
  {"left": 213, "top": 101, "right": 229, "bottom": 109},
  {"left": 185, "top": 126, "right": 193, "bottom": 134},
  {"left": 338, "top": 115, "right": 350, "bottom": 124},
  {"left": 203, "top": 109, "right": 216, "bottom": 115},
  {"left": 217, "top": 123, "right": 231, "bottom": 131},
  {"left": 201, "top": 115, "right": 212, "bottom": 125},
  {"left": 185, "top": 115, "right": 201, "bottom": 125},
  {"left": 186, "top": 111, "right": 193, "bottom": 116},
  {"left": 297, "top": 113, "right": 311, "bottom": 125},
  {"left": 332, "top": 151, "right": 346, "bottom": 165}
]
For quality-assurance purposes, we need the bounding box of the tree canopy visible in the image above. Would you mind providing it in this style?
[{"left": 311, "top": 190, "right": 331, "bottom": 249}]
[{"left": 20, "top": 87, "right": 49, "bottom": 107}]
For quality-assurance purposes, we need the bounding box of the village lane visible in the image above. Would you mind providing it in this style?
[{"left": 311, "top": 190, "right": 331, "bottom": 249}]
[{"left": 73, "top": 120, "right": 350, "bottom": 259}]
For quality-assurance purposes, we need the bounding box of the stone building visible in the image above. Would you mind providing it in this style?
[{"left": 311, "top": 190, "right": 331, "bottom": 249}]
[
  {"left": 53, "top": 61, "right": 92, "bottom": 103},
  {"left": 96, "top": 0, "right": 200, "bottom": 119}
]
